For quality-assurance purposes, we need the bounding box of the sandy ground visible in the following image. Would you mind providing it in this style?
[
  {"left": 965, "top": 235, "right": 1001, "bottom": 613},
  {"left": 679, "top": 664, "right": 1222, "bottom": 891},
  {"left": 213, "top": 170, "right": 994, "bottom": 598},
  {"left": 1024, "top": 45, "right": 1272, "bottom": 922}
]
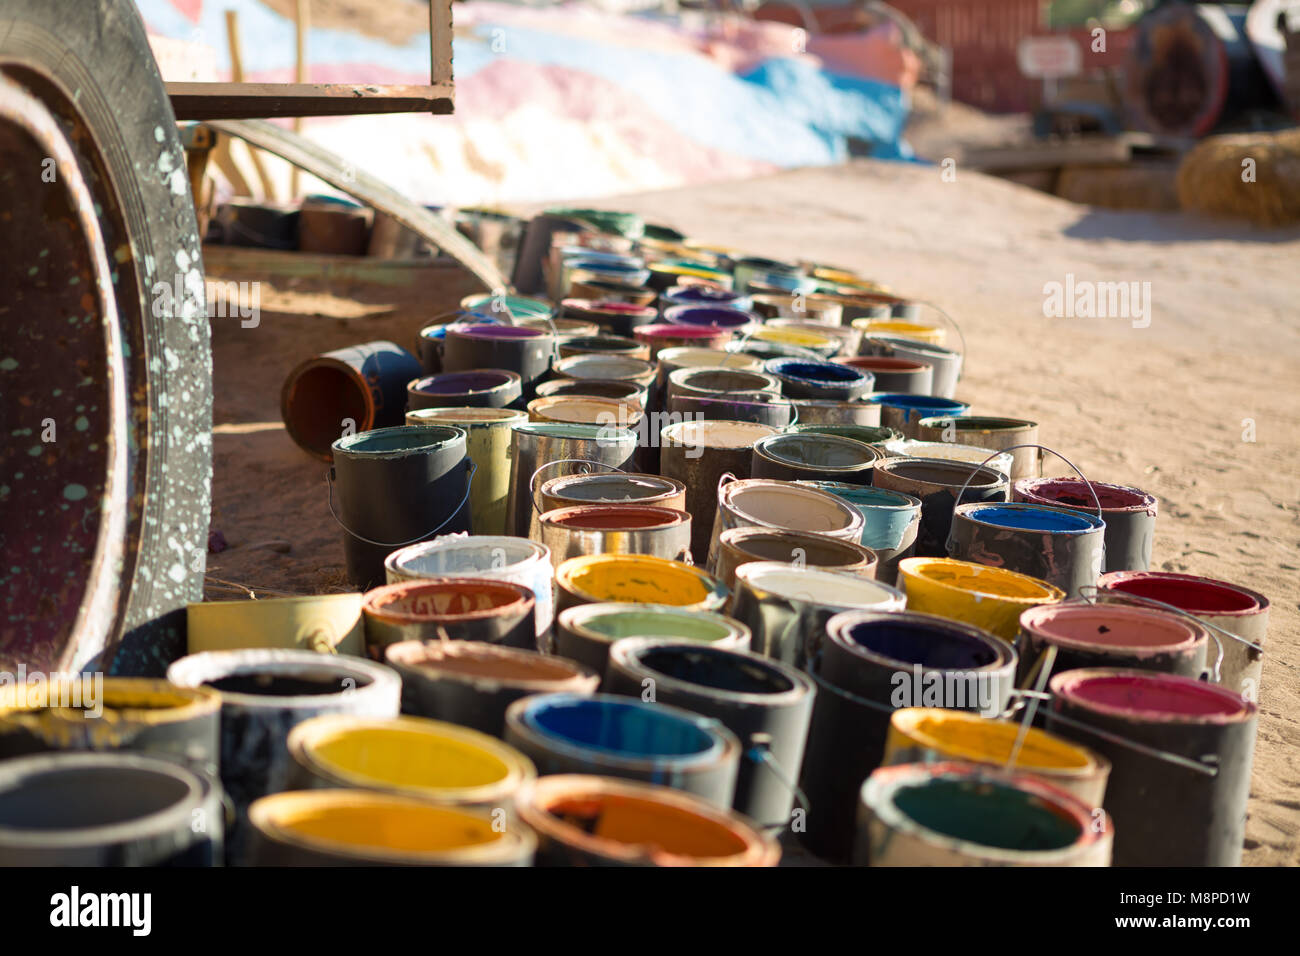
[{"left": 206, "top": 159, "right": 1300, "bottom": 865}]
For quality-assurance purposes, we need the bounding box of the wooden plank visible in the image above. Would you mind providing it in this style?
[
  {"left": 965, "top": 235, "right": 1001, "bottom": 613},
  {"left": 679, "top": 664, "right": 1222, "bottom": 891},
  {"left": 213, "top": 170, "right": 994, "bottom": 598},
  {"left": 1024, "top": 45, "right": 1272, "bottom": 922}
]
[
  {"left": 962, "top": 137, "right": 1131, "bottom": 172},
  {"left": 168, "top": 82, "right": 452, "bottom": 120},
  {"left": 430, "top": 0, "right": 454, "bottom": 87},
  {"left": 203, "top": 245, "right": 462, "bottom": 288}
]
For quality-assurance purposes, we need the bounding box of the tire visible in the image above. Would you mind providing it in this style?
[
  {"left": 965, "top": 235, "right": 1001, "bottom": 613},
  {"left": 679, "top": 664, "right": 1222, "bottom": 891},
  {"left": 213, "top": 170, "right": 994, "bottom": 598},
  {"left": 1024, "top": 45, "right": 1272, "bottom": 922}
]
[{"left": 0, "top": 0, "right": 211, "bottom": 675}]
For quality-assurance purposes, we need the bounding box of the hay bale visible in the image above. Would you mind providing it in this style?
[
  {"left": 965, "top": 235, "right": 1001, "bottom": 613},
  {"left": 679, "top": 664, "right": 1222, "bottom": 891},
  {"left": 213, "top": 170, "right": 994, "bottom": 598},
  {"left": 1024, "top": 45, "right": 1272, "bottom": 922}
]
[
  {"left": 1176, "top": 128, "right": 1300, "bottom": 226},
  {"left": 1056, "top": 161, "right": 1181, "bottom": 211}
]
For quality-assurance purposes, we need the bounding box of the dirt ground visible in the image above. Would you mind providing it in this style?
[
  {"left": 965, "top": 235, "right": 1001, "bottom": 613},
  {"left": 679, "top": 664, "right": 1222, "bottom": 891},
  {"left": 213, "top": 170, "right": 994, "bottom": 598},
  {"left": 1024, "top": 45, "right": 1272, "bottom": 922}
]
[{"left": 206, "top": 158, "right": 1300, "bottom": 865}]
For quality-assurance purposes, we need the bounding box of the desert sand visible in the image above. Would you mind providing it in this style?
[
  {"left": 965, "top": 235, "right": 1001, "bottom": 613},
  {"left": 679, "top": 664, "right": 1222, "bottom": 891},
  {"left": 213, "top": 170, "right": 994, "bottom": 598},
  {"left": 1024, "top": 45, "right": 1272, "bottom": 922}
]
[{"left": 205, "top": 159, "right": 1300, "bottom": 865}]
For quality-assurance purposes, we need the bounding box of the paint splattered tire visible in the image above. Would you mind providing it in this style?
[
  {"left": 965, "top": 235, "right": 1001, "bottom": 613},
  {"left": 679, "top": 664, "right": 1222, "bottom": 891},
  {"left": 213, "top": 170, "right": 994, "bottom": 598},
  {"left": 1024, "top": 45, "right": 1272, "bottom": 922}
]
[{"left": 0, "top": 0, "right": 211, "bottom": 675}]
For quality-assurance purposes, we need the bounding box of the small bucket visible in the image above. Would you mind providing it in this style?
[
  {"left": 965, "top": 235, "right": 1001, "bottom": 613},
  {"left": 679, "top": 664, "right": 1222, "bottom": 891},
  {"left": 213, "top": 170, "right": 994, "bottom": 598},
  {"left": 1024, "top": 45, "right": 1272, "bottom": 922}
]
[
  {"left": 553, "top": 353, "right": 656, "bottom": 388},
  {"left": 527, "top": 395, "right": 645, "bottom": 430},
  {"left": 406, "top": 370, "right": 522, "bottom": 412},
  {"left": 554, "top": 555, "right": 729, "bottom": 614},
  {"left": 869, "top": 395, "right": 971, "bottom": 439},
  {"left": 538, "top": 472, "right": 686, "bottom": 514},
  {"left": 633, "top": 323, "right": 732, "bottom": 360},
  {"left": 708, "top": 477, "right": 865, "bottom": 570},
  {"left": 948, "top": 502, "right": 1107, "bottom": 598},
  {"left": 540, "top": 505, "right": 692, "bottom": 567},
  {"left": 534, "top": 378, "right": 647, "bottom": 405},
  {"left": 883, "top": 439, "right": 1013, "bottom": 476},
  {"left": 796, "top": 482, "right": 922, "bottom": 583},
  {"left": 837, "top": 356, "right": 933, "bottom": 394},
  {"left": 1015, "top": 477, "right": 1157, "bottom": 572},
  {"left": 764, "top": 358, "right": 873, "bottom": 401},
  {"left": 786, "top": 424, "right": 897, "bottom": 447},
  {"left": 750, "top": 433, "right": 879, "bottom": 484},
  {"left": 667, "top": 366, "right": 781, "bottom": 403},
  {"left": 861, "top": 337, "right": 962, "bottom": 399},
  {"left": 442, "top": 323, "right": 555, "bottom": 391},
  {"left": 872, "top": 458, "right": 1009, "bottom": 558},
  {"left": 553, "top": 603, "right": 751, "bottom": 675},
  {"left": 663, "top": 304, "right": 759, "bottom": 334},
  {"left": 787, "top": 399, "right": 882, "bottom": 426},
  {"left": 560, "top": 299, "right": 657, "bottom": 338},
  {"left": 751, "top": 326, "right": 841, "bottom": 358},
  {"left": 1018, "top": 602, "right": 1209, "bottom": 682},
  {"left": 715, "top": 527, "right": 878, "bottom": 589},
  {"left": 666, "top": 393, "right": 794, "bottom": 429},
  {"left": 362, "top": 579, "right": 537, "bottom": 655},
  {"left": 851, "top": 318, "right": 945, "bottom": 346},
  {"left": 898, "top": 557, "right": 1064, "bottom": 641},
  {"left": 187, "top": 593, "right": 365, "bottom": 656},
  {"left": 557, "top": 335, "right": 650, "bottom": 361},
  {"left": 506, "top": 423, "right": 638, "bottom": 539},
  {"left": 915, "top": 416, "right": 1040, "bottom": 480}
]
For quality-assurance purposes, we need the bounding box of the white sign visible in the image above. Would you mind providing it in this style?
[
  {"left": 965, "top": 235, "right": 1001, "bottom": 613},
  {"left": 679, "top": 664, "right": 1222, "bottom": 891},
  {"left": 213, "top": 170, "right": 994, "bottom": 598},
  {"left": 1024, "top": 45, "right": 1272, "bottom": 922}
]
[{"left": 1017, "top": 36, "right": 1083, "bottom": 80}]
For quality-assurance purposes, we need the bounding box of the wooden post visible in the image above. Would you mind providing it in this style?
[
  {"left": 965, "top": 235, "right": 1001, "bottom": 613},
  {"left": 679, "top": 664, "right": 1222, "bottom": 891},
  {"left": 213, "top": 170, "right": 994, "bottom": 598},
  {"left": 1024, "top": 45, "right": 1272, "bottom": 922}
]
[
  {"left": 225, "top": 9, "right": 277, "bottom": 200},
  {"left": 291, "top": 0, "right": 309, "bottom": 198}
]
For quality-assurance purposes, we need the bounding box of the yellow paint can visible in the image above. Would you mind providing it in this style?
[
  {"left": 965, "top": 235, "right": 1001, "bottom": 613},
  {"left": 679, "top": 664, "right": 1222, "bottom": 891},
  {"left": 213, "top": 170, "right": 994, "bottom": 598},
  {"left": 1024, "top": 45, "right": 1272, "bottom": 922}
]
[
  {"left": 186, "top": 593, "right": 365, "bottom": 656},
  {"left": 852, "top": 318, "right": 946, "bottom": 346},
  {"left": 898, "top": 557, "right": 1063, "bottom": 640},
  {"left": 555, "top": 554, "right": 729, "bottom": 614}
]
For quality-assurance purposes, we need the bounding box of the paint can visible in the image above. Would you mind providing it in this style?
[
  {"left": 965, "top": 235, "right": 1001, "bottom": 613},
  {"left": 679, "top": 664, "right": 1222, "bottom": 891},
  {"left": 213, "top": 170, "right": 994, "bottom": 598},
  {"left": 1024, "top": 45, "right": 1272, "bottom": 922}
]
[
  {"left": 633, "top": 323, "right": 732, "bottom": 360},
  {"left": 557, "top": 335, "right": 651, "bottom": 361},
  {"left": 851, "top": 318, "right": 945, "bottom": 346},
  {"left": 560, "top": 299, "right": 657, "bottom": 338},
  {"left": 505, "top": 423, "right": 638, "bottom": 539},
  {"left": 604, "top": 638, "right": 816, "bottom": 827},
  {"left": 660, "top": 285, "right": 753, "bottom": 313},
  {"left": 0, "top": 752, "right": 224, "bottom": 866},
  {"left": 884, "top": 708, "right": 1110, "bottom": 807},
  {"left": 751, "top": 326, "right": 841, "bottom": 359},
  {"left": 1014, "top": 477, "right": 1158, "bottom": 572},
  {"left": 750, "top": 433, "right": 879, "bottom": 484},
  {"left": 538, "top": 471, "right": 686, "bottom": 515},
  {"left": 667, "top": 393, "right": 795, "bottom": 428},
  {"left": 732, "top": 256, "right": 804, "bottom": 295},
  {"left": 504, "top": 693, "right": 740, "bottom": 807},
  {"left": 281, "top": 341, "right": 424, "bottom": 459},
  {"left": 515, "top": 775, "right": 778, "bottom": 866},
  {"left": 872, "top": 458, "right": 1009, "bottom": 557},
  {"left": 784, "top": 423, "right": 896, "bottom": 446},
  {"left": 870, "top": 395, "right": 971, "bottom": 439},
  {"left": 786, "top": 399, "right": 882, "bottom": 426},
  {"left": 797, "top": 610, "right": 1018, "bottom": 861},
  {"left": 662, "top": 304, "right": 758, "bottom": 334},
  {"left": 755, "top": 295, "right": 845, "bottom": 325},
  {"left": 667, "top": 366, "right": 781, "bottom": 404},
  {"left": 1047, "top": 668, "right": 1257, "bottom": 866},
  {"left": 247, "top": 790, "right": 535, "bottom": 866},
  {"left": 553, "top": 353, "right": 657, "bottom": 389},
  {"left": 883, "top": 439, "right": 1014, "bottom": 477},
  {"left": 708, "top": 477, "right": 865, "bottom": 571},
  {"left": 855, "top": 762, "right": 1112, "bottom": 866},
  {"left": 764, "top": 358, "right": 873, "bottom": 401},
  {"left": 837, "top": 356, "right": 933, "bottom": 394},
  {"left": 648, "top": 261, "right": 734, "bottom": 291},
  {"left": 861, "top": 337, "right": 962, "bottom": 399},
  {"left": 404, "top": 408, "right": 528, "bottom": 535},
  {"left": 555, "top": 555, "right": 729, "bottom": 614},
  {"left": 1019, "top": 602, "right": 1209, "bottom": 682},
  {"left": 948, "top": 502, "right": 1107, "bottom": 597},
  {"left": 534, "top": 378, "right": 648, "bottom": 407},
  {"left": 329, "top": 425, "right": 473, "bottom": 589},
  {"left": 443, "top": 324, "right": 555, "bottom": 394},
  {"left": 415, "top": 312, "right": 473, "bottom": 376},
  {"left": 729, "top": 562, "right": 906, "bottom": 666},
  {"left": 385, "top": 641, "right": 599, "bottom": 735},
  {"left": 915, "top": 416, "right": 1040, "bottom": 480},
  {"left": 796, "top": 483, "right": 922, "bottom": 584},
  {"left": 186, "top": 593, "right": 366, "bottom": 656},
  {"left": 1097, "top": 571, "right": 1269, "bottom": 700},
  {"left": 527, "top": 396, "right": 645, "bottom": 433},
  {"left": 561, "top": 262, "right": 650, "bottom": 301},
  {"left": 715, "top": 527, "right": 878, "bottom": 588},
  {"left": 553, "top": 604, "right": 751, "bottom": 675},
  {"left": 406, "top": 370, "right": 522, "bottom": 412},
  {"left": 460, "top": 293, "right": 551, "bottom": 320},
  {"left": 897, "top": 557, "right": 1064, "bottom": 641},
  {"left": 540, "top": 505, "right": 692, "bottom": 567},
  {"left": 362, "top": 579, "right": 537, "bottom": 655},
  {"left": 519, "top": 317, "right": 600, "bottom": 343},
  {"left": 572, "top": 277, "right": 657, "bottom": 307},
  {"left": 287, "top": 713, "right": 537, "bottom": 808}
]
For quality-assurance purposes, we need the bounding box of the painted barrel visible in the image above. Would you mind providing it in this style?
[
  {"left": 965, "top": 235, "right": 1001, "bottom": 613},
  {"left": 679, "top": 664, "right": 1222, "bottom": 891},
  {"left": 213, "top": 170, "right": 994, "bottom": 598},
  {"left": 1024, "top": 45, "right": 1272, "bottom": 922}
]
[
  {"left": 553, "top": 604, "right": 751, "bottom": 675},
  {"left": 248, "top": 790, "right": 535, "bottom": 867},
  {"left": 633, "top": 324, "right": 732, "bottom": 361},
  {"left": 869, "top": 395, "right": 971, "bottom": 439},
  {"left": 385, "top": 640, "right": 599, "bottom": 735},
  {"left": 884, "top": 708, "right": 1110, "bottom": 807},
  {"left": 1019, "top": 603, "right": 1209, "bottom": 682},
  {"left": 384, "top": 535, "right": 553, "bottom": 641},
  {"left": 281, "top": 341, "right": 423, "bottom": 460},
  {"left": 554, "top": 555, "right": 729, "bottom": 614},
  {"left": 861, "top": 337, "right": 962, "bottom": 399},
  {"left": 0, "top": 752, "right": 224, "bottom": 866},
  {"left": 873, "top": 458, "right": 1009, "bottom": 558},
  {"left": 855, "top": 762, "right": 1112, "bottom": 866},
  {"left": 708, "top": 478, "right": 865, "bottom": 572},
  {"left": 729, "top": 562, "right": 907, "bottom": 666},
  {"left": 785, "top": 424, "right": 897, "bottom": 446},
  {"left": 362, "top": 579, "right": 537, "bottom": 654},
  {"left": 667, "top": 393, "right": 795, "bottom": 429},
  {"left": 331, "top": 424, "right": 472, "bottom": 589},
  {"left": 764, "top": 358, "right": 873, "bottom": 401},
  {"left": 404, "top": 407, "right": 529, "bottom": 536},
  {"left": 799, "top": 610, "right": 1018, "bottom": 861},
  {"left": 442, "top": 323, "right": 555, "bottom": 392},
  {"left": 948, "top": 502, "right": 1107, "bottom": 598},
  {"left": 540, "top": 505, "right": 692, "bottom": 567},
  {"left": 796, "top": 482, "right": 922, "bottom": 584},
  {"left": 1015, "top": 477, "right": 1158, "bottom": 572},
  {"left": 186, "top": 593, "right": 364, "bottom": 657},
  {"left": 667, "top": 366, "right": 781, "bottom": 403},
  {"left": 715, "top": 527, "right": 878, "bottom": 589},
  {"left": 750, "top": 433, "right": 879, "bottom": 485},
  {"left": 604, "top": 638, "right": 816, "bottom": 827},
  {"left": 557, "top": 335, "right": 650, "bottom": 361},
  {"left": 504, "top": 693, "right": 740, "bottom": 807},
  {"left": 787, "top": 399, "right": 883, "bottom": 426},
  {"left": 883, "top": 439, "right": 1014, "bottom": 477},
  {"left": 1047, "top": 668, "right": 1257, "bottom": 866},
  {"left": 553, "top": 354, "right": 657, "bottom": 388},
  {"left": 538, "top": 472, "right": 686, "bottom": 515},
  {"left": 515, "top": 775, "right": 779, "bottom": 866},
  {"left": 915, "top": 416, "right": 1040, "bottom": 480},
  {"left": 898, "top": 557, "right": 1064, "bottom": 641},
  {"left": 0, "top": 678, "right": 220, "bottom": 771},
  {"left": 506, "top": 422, "right": 638, "bottom": 539},
  {"left": 1097, "top": 571, "right": 1269, "bottom": 700},
  {"left": 406, "top": 370, "right": 522, "bottom": 412},
  {"left": 287, "top": 714, "right": 536, "bottom": 808},
  {"left": 837, "top": 356, "right": 933, "bottom": 394}
]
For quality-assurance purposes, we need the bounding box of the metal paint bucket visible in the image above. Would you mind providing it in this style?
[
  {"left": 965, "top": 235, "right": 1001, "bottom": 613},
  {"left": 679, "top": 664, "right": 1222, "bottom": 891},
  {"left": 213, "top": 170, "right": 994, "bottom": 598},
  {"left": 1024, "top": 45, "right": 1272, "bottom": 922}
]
[
  {"left": 281, "top": 341, "right": 424, "bottom": 459},
  {"left": 287, "top": 713, "right": 537, "bottom": 807},
  {"left": 660, "top": 285, "right": 752, "bottom": 313},
  {"left": 460, "top": 293, "right": 551, "bottom": 320},
  {"left": 527, "top": 395, "right": 645, "bottom": 431},
  {"left": 534, "top": 378, "right": 648, "bottom": 406},
  {"left": 851, "top": 318, "right": 945, "bottom": 346},
  {"left": 870, "top": 395, "right": 971, "bottom": 439},
  {"left": 538, "top": 472, "right": 686, "bottom": 515},
  {"left": 662, "top": 304, "right": 759, "bottom": 334},
  {"left": 385, "top": 641, "right": 599, "bottom": 736},
  {"left": 248, "top": 790, "right": 535, "bottom": 866},
  {"left": 540, "top": 505, "right": 692, "bottom": 567},
  {"left": 605, "top": 639, "right": 816, "bottom": 827},
  {"left": 406, "top": 370, "right": 522, "bottom": 412},
  {"left": 404, "top": 408, "right": 528, "bottom": 535},
  {"left": 756, "top": 295, "right": 845, "bottom": 324},
  {"left": 0, "top": 752, "right": 224, "bottom": 866},
  {"left": 784, "top": 423, "right": 896, "bottom": 446},
  {"left": 633, "top": 323, "right": 732, "bottom": 360},
  {"left": 708, "top": 477, "right": 865, "bottom": 571},
  {"left": 884, "top": 708, "right": 1110, "bottom": 807},
  {"left": 1014, "top": 477, "right": 1158, "bottom": 572},
  {"left": 553, "top": 353, "right": 657, "bottom": 388},
  {"left": 442, "top": 323, "right": 555, "bottom": 394},
  {"left": 186, "top": 593, "right": 365, "bottom": 656},
  {"left": 837, "top": 356, "right": 933, "bottom": 394},
  {"left": 855, "top": 762, "right": 1111, "bottom": 866},
  {"left": 948, "top": 502, "right": 1107, "bottom": 597},
  {"left": 1047, "top": 668, "right": 1257, "bottom": 866},
  {"left": 715, "top": 527, "right": 878, "bottom": 589},
  {"left": 330, "top": 424, "right": 473, "bottom": 589},
  {"left": 362, "top": 579, "right": 537, "bottom": 655},
  {"left": 1019, "top": 602, "right": 1209, "bottom": 683},
  {"left": 883, "top": 439, "right": 1014, "bottom": 477},
  {"left": 553, "top": 604, "right": 751, "bottom": 675},
  {"left": 504, "top": 693, "right": 740, "bottom": 808},
  {"left": 506, "top": 423, "right": 638, "bottom": 539},
  {"left": 898, "top": 557, "right": 1064, "bottom": 642},
  {"left": 764, "top": 358, "right": 873, "bottom": 401},
  {"left": 515, "top": 775, "right": 778, "bottom": 866},
  {"left": 872, "top": 458, "right": 1009, "bottom": 557},
  {"left": 750, "top": 433, "right": 879, "bottom": 484},
  {"left": 732, "top": 256, "right": 804, "bottom": 295},
  {"left": 667, "top": 393, "right": 795, "bottom": 428},
  {"left": 560, "top": 299, "right": 657, "bottom": 338},
  {"left": 519, "top": 317, "right": 601, "bottom": 344},
  {"left": 786, "top": 399, "right": 882, "bottom": 426},
  {"left": 751, "top": 326, "right": 841, "bottom": 359},
  {"left": 667, "top": 366, "right": 781, "bottom": 404},
  {"left": 557, "top": 335, "right": 651, "bottom": 361},
  {"left": 729, "top": 562, "right": 906, "bottom": 666},
  {"left": 796, "top": 483, "right": 922, "bottom": 584},
  {"left": 1097, "top": 571, "right": 1269, "bottom": 700},
  {"left": 862, "top": 337, "right": 963, "bottom": 399},
  {"left": 915, "top": 416, "right": 1040, "bottom": 480},
  {"left": 555, "top": 555, "right": 729, "bottom": 614},
  {"left": 572, "top": 278, "right": 657, "bottom": 307}
]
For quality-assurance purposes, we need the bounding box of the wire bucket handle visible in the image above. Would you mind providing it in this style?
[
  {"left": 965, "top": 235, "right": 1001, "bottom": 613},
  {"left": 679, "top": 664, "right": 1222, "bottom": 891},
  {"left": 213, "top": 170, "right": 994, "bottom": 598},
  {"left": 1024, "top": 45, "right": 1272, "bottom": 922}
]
[
  {"left": 530, "top": 458, "right": 625, "bottom": 515},
  {"left": 911, "top": 299, "right": 967, "bottom": 360},
  {"left": 326, "top": 459, "right": 476, "bottom": 550}
]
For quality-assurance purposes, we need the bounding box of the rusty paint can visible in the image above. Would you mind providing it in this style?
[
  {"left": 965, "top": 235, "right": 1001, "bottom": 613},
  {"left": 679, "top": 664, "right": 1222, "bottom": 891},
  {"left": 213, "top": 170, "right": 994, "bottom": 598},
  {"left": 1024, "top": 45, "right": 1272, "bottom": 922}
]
[
  {"left": 362, "top": 578, "right": 537, "bottom": 655},
  {"left": 540, "top": 505, "right": 692, "bottom": 567}
]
